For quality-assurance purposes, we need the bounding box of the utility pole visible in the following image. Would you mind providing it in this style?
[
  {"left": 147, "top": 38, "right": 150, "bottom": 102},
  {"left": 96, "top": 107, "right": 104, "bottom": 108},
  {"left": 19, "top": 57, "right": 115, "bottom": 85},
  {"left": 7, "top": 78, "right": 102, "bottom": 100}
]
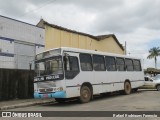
[{"left": 125, "top": 41, "right": 127, "bottom": 55}]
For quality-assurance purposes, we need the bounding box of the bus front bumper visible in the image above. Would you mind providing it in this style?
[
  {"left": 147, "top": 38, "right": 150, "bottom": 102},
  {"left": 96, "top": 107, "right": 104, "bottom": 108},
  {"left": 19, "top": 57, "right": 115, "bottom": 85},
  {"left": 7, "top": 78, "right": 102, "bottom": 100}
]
[{"left": 34, "top": 91, "right": 66, "bottom": 99}]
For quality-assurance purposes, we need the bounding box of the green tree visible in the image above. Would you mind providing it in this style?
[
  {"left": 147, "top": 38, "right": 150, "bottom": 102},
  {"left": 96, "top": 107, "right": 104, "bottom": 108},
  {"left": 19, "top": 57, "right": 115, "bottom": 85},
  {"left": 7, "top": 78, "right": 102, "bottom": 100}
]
[{"left": 147, "top": 47, "right": 160, "bottom": 68}]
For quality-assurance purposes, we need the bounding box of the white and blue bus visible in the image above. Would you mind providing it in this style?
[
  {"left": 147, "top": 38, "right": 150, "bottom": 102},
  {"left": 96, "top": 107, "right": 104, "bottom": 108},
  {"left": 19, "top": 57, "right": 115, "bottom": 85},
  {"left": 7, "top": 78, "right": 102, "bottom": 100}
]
[{"left": 34, "top": 47, "right": 144, "bottom": 103}]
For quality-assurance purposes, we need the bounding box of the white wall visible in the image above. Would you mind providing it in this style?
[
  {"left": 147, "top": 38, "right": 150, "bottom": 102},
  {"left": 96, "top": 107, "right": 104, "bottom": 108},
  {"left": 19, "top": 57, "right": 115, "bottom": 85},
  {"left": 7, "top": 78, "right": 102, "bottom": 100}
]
[
  {"left": 0, "top": 16, "right": 44, "bottom": 44},
  {"left": 0, "top": 15, "right": 45, "bottom": 69},
  {"left": 0, "top": 38, "right": 15, "bottom": 68},
  {"left": 0, "top": 39, "right": 14, "bottom": 53}
]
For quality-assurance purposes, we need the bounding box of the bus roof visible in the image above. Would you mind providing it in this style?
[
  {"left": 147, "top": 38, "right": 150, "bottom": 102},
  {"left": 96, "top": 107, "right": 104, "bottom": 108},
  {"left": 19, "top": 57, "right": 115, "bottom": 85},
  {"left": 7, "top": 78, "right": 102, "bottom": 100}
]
[{"left": 37, "top": 47, "right": 141, "bottom": 60}]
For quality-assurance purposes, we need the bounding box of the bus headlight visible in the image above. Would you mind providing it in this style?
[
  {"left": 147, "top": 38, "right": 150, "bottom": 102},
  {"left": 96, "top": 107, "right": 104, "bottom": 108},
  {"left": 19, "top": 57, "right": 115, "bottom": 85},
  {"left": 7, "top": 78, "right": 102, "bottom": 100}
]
[
  {"left": 55, "top": 87, "right": 63, "bottom": 91},
  {"left": 59, "top": 87, "right": 63, "bottom": 91}
]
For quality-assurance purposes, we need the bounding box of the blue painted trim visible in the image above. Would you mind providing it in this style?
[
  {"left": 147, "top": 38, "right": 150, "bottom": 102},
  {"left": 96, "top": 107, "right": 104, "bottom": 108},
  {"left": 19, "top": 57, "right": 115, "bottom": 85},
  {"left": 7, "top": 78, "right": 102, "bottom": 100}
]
[
  {"left": 34, "top": 91, "right": 66, "bottom": 99},
  {"left": 0, "top": 52, "right": 14, "bottom": 57},
  {"left": 0, "top": 36, "right": 45, "bottom": 47},
  {"left": 0, "top": 36, "right": 14, "bottom": 42},
  {"left": 0, "top": 15, "right": 44, "bottom": 29},
  {"left": 35, "top": 43, "right": 45, "bottom": 47}
]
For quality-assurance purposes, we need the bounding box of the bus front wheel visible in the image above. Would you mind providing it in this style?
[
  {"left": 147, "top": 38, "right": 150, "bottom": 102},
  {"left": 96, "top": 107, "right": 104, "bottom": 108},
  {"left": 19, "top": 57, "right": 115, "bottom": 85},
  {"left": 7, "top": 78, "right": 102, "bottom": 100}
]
[
  {"left": 124, "top": 81, "right": 131, "bottom": 95},
  {"left": 79, "top": 86, "right": 92, "bottom": 103}
]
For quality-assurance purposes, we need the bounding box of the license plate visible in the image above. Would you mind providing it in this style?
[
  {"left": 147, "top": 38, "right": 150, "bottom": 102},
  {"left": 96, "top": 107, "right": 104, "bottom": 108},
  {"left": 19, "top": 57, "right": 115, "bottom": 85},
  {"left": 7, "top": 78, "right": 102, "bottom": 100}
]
[{"left": 43, "top": 94, "right": 48, "bottom": 98}]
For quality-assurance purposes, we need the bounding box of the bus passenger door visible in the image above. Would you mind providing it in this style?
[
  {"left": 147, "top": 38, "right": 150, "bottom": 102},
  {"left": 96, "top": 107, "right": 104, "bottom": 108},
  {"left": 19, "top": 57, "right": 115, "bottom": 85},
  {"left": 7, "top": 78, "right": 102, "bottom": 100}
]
[{"left": 63, "top": 52, "right": 81, "bottom": 98}]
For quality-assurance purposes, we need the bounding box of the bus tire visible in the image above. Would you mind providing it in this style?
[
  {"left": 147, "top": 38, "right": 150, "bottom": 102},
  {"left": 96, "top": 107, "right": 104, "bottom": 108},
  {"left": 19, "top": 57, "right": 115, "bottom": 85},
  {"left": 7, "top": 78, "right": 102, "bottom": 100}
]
[
  {"left": 55, "top": 98, "right": 66, "bottom": 103},
  {"left": 79, "top": 86, "right": 92, "bottom": 103},
  {"left": 124, "top": 81, "right": 131, "bottom": 95},
  {"left": 156, "top": 85, "right": 160, "bottom": 91}
]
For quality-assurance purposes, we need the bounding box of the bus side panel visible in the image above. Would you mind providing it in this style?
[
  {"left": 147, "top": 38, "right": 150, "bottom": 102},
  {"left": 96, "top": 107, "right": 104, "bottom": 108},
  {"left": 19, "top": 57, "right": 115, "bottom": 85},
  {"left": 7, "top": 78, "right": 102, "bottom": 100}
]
[
  {"left": 65, "top": 86, "right": 80, "bottom": 98},
  {"left": 65, "top": 72, "right": 94, "bottom": 98},
  {"left": 63, "top": 50, "right": 144, "bottom": 98},
  {"left": 101, "top": 71, "right": 144, "bottom": 93},
  {"left": 64, "top": 51, "right": 95, "bottom": 98},
  {"left": 130, "top": 72, "right": 144, "bottom": 88},
  {"left": 102, "top": 72, "right": 123, "bottom": 93},
  {"left": 92, "top": 71, "right": 103, "bottom": 94},
  {"left": 65, "top": 67, "right": 144, "bottom": 98}
]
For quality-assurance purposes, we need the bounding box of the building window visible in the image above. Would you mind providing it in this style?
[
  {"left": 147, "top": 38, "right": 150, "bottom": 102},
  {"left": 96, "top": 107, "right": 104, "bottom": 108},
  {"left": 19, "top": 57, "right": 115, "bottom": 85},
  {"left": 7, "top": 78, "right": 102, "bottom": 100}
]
[
  {"left": 93, "top": 55, "right": 105, "bottom": 71},
  {"left": 105, "top": 56, "right": 117, "bottom": 71},
  {"left": 80, "top": 53, "right": 93, "bottom": 71}
]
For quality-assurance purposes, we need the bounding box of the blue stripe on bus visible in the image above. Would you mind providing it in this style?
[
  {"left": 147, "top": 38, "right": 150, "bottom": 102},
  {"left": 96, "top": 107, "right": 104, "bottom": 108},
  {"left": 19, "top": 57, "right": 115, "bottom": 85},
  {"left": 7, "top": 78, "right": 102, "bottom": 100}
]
[
  {"left": 34, "top": 91, "right": 66, "bottom": 99},
  {"left": 0, "top": 52, "right": 14, "bottom": 57}
]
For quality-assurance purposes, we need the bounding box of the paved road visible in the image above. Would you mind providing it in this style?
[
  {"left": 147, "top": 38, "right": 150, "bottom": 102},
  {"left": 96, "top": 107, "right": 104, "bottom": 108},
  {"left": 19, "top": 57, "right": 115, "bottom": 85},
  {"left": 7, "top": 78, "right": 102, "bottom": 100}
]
[{"left": 2, "top": 89, "right": 160, "bottom": 120}]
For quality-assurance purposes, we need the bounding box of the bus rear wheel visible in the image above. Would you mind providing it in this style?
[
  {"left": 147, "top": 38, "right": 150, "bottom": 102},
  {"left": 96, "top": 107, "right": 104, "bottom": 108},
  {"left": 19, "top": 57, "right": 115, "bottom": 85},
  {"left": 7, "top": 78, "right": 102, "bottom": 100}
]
[
  {"left": 124, "top": 81, "right": 131, "bottom": 95},
  {"left": 156, "top": 85, "right": 160, "bottom": 91},
  {"left": 79, "top": 86, "right": 92, "bottom": 103}
]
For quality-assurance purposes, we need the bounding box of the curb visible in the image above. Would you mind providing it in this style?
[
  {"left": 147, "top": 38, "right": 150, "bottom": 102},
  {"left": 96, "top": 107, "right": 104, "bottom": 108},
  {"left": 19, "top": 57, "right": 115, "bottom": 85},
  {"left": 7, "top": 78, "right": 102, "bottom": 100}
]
[{"left": 0, "top": 99, "right": 55, "bottom": 110}]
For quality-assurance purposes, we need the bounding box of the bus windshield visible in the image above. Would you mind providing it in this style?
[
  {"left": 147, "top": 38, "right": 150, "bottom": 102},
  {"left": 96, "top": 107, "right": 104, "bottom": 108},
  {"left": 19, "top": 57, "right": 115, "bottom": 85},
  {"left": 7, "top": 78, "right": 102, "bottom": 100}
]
[{"left": 35, "top": 56, "right": 63, "bottom": 76}]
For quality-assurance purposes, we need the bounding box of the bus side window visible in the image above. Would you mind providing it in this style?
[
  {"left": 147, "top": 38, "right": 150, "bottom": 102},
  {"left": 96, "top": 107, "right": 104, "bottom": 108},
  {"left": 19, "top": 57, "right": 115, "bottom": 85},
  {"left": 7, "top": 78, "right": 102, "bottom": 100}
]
[
  {"left": 133, "top": 60, "right": 142, "bottom": 71},
  {"left": 105, "top": 56, "right": 117, "bottom": 71},
  {"left": 79, "top": 54, "right": 93, "bottom": 71},
  {"left": 93, "top": 55, "right": 105, "bottom": 71},
  {"left": 116, "top": 58, "right": 125, "bottom": 71},
  {"left": 125, "top": 59, "right": 134, "bottom": 71},
  {"left": 64, "top": 56, "right": 80, "bottom": 79}
]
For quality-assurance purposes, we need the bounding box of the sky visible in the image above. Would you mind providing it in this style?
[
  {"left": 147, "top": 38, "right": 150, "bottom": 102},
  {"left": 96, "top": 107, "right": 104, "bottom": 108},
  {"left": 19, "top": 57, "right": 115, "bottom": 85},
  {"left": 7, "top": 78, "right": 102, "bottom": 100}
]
[{"left": 0, "top": 0, "right": 160, "bottom": 69}]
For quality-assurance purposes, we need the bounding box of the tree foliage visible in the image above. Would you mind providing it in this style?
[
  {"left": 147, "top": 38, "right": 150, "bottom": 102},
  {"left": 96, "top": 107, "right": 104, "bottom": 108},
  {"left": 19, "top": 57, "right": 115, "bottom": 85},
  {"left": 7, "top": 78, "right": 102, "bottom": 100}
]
[{"left": 147, "top": 47, "right": 160, "bottom": 68}]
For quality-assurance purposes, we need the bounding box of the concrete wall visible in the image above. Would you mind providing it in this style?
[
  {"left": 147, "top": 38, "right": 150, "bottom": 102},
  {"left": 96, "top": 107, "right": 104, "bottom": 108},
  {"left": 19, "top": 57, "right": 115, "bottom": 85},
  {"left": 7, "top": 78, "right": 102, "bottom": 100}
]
[
  {"left": 0, "top": 16, "right": 44, "bottom": 44},
  {"left": 0, "top": 38, "right": 15, "bottom": 68}
]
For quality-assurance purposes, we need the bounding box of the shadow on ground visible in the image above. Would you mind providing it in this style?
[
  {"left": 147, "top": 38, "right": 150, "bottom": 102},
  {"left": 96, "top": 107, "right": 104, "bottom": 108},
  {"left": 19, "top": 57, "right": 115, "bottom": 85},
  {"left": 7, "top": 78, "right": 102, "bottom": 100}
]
[{"left": 40, "top": 89, "right": 152, "bottom": 107}]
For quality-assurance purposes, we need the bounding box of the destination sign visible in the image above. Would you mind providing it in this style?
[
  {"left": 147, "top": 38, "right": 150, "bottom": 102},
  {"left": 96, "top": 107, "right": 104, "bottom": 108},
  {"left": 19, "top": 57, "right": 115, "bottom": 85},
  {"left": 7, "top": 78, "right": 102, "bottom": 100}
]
[{"left": 34, "top": 75, "right": 60, "bottom": 82}]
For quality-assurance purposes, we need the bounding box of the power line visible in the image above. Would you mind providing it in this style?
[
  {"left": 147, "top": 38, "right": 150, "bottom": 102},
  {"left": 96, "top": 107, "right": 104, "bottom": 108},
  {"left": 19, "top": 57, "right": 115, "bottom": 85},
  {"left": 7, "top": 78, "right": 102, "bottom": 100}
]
[{"left": 18, "top": 0, "right": 57, "bottom": 19}]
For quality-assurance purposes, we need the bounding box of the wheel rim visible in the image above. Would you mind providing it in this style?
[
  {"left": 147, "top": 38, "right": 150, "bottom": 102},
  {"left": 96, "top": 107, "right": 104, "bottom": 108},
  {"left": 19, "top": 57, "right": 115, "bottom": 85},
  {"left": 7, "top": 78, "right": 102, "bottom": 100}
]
[
  {"left": 82, "top": 89, "right": 90, "bottom": 99},
  {"left": 80, "top": 86, "right": 91, "bottom": 103},
  {"left": 125, "top": 82, "right": 131, "bottom": 94}
]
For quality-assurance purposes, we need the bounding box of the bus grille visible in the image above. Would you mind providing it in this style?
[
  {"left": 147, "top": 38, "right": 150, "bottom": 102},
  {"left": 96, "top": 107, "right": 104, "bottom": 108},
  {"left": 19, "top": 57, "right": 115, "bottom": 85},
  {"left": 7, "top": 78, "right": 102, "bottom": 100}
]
[
  {"left": 37, "top": 81, "right": 56, "bottom": 88},
  {"left": 39, "top": 88, "right": 53, "bottom": 93}
]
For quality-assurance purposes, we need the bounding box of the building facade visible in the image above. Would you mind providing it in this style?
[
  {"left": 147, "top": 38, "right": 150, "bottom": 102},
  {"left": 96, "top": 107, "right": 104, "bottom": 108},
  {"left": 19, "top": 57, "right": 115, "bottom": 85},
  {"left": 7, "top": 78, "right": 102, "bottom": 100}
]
[
  {"left": 37, "top": 19, "right": 124, "bottom": 55},
  {"left": 0, "top": 15, "right": 45, "bottom": 69}
]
